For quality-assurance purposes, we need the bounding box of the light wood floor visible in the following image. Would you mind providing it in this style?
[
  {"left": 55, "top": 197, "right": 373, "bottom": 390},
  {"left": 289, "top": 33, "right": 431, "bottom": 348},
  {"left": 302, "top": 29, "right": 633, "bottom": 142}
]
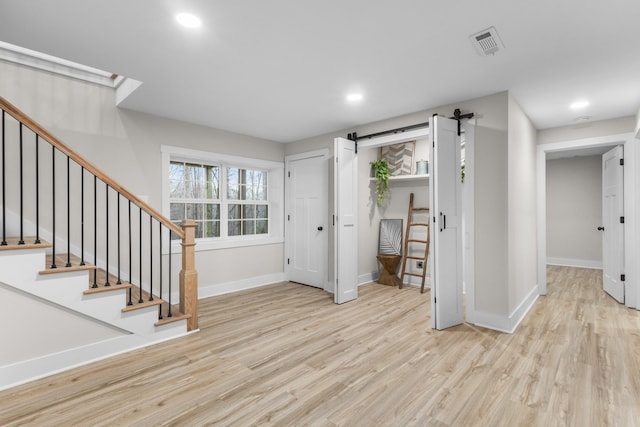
[{"left": 2, "top": 266, "right": 639, "bottom": 426}]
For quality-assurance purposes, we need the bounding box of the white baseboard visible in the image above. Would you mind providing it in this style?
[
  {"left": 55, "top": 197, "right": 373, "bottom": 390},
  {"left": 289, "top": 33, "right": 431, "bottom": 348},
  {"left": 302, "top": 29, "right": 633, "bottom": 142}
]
[
  {"left": 196, "top": 272, "right": 287, "bottom": 300},
  {"left": 547, "top": 257, "right": 602, "bottom": 269},
  {"left": 358, "top": 272, "right": 430, "bottom": 289},
  {"left": 471, "top": 286, "right": 538, "bottom": 334},
  {"left": 0, "top": 326, "right": 192, "bottom": 391}
]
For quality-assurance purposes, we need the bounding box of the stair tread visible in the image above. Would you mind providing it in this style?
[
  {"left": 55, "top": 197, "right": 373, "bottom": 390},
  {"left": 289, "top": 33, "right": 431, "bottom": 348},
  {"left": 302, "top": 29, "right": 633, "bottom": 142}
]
[
  {"left": 122, "top": 299, "right": 163, "bottom": 312},
  {"left": 0, "top": 237, "right": 52, "bottom": 251},
  {"left": 41, "top": 254, "right": 96, "bottom": 274},
  {"left": 155, "top": 308, "right": 191, "bottom": 327}
]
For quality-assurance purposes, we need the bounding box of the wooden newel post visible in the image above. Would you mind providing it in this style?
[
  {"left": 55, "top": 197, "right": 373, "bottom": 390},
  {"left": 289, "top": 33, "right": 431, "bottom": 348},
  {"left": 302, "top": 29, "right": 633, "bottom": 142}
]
[{"left": 180, "top": 220, "right": 198, "bottom": 331}]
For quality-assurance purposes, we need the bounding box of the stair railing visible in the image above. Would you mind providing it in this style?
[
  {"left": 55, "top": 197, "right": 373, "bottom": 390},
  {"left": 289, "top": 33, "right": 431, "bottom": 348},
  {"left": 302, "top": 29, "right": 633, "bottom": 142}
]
[{"left": 0, "top": 96, "right": 198, "bottom": 331}]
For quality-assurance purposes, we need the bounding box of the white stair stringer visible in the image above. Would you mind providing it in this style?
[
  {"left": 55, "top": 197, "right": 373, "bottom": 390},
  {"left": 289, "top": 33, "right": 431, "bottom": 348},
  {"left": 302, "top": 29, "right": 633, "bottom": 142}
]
[
  {"left": 0, "top": 322, "right": 191, "bottom": 391},
  {"left": 0, "top": 245, "right": 189, "bottom": 390}
]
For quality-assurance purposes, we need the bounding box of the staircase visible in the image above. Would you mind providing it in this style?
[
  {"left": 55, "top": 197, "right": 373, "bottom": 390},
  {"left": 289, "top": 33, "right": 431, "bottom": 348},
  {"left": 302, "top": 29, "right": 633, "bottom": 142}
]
[{"left": 0, "top": 96, "right": 198, "bottom": 390}]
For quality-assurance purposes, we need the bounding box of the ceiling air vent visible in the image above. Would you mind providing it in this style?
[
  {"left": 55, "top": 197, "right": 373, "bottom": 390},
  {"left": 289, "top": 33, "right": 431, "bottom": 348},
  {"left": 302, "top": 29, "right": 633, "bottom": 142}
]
[{"left": 469, "top": 26, "right": 504, "bottom": 56}]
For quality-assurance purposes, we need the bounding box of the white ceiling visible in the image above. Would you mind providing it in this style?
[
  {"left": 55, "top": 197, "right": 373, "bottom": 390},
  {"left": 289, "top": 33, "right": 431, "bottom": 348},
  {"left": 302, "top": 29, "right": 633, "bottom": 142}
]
[{"left": 1, "top": 0, "right": 639, "bottom": 143}]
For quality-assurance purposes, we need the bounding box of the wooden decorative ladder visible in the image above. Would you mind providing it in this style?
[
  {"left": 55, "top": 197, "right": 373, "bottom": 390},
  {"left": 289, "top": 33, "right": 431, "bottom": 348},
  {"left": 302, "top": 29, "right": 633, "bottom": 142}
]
[{"left": 399, "top": 193, "right": 430, "bottom": 293}]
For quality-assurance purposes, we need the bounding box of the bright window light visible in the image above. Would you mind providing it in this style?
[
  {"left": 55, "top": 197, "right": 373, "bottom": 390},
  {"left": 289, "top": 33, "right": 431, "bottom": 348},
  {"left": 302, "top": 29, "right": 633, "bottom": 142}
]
[
  {"left": 176, "top": 13, "right": 202, "bottom": 29},
  {"left": 570, "top": 100, "right": 590, "bottom": 110}
]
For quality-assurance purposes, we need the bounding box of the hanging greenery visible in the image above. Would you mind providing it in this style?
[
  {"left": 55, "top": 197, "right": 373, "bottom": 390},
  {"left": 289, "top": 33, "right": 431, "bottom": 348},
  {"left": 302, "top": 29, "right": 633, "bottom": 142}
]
[{"left": 370, "top": 159, "right": 390, "bottom": 205}]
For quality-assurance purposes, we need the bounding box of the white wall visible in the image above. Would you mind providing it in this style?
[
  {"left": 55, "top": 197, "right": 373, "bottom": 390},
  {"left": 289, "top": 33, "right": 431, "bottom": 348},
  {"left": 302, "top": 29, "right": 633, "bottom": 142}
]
[
  {"left": 507, "top": 95, "right": 538, "bottom": 317},
  {"left": 0, "top": 61, "right": 286, "bottom": 295},
  {"left": 357, "top": 139, "right": 429, "bottom": 284},
  {"left": 546, "top": 155, "right": 602, "bottom": 267},
  {"left": 0, "top": 283, "right": 125, "bottom": 366},
  {"left": 538, "top": 116, "right": 636, "bottom": 145}
]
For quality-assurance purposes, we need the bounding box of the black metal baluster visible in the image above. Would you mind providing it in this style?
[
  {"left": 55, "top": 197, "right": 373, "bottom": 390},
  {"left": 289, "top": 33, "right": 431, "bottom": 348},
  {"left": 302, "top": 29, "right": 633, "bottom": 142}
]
[
  {"left": 127, "top": 200, "right": 132, "bottom": 305},
  {"left": 158, "top": 222, "right": 163, "bottom": 319},
  {"left": 149, "top": 216, "right": 154, "bottom": 301},
  {"left": 104, "top": 184, "right": 110, "bottom": 286},
  {"left": 1, "top": 111, "right": 6, "bottom": 246},
  {"left": 80, "top": 167, "right": 85, "bottom": 266},
  {"left": 92, "top": 175, "right": 97, "bottom": 287},
  {"left": 50, "top": 146, "right": 56, "bottom": 268},
  {"left": 66, "top": 156, "right": 71, "bottom": 267},
  {"left": 35, "top": 135, "right": 41, "bottom": 244},
  {"left": 18, "top": 124, "right": 24, "bottom": 245},
  {"left": 138, "top": 207, "right": 143, "bottom": 304},
  {"left": 168, "top": 233, "right": 172, "bottom": 318},
  {"left": 117, "top": 193, "right": 121, "bottom": 284}
]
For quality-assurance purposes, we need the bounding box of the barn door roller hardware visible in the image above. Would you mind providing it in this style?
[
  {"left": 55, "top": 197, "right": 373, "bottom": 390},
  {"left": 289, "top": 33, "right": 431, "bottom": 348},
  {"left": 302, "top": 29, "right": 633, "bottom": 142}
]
[
  {"left": 450, "top": 108, "right": 475, "bottom": 136},
  {"left": 346, "top": 108, "right": 474, "bottom": 144}
]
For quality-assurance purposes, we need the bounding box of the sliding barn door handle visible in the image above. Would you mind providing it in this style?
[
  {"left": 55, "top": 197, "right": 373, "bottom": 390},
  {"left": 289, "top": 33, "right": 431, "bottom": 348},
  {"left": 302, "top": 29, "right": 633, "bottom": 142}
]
[{"left": 439, "top": 212, "right": 446, "bottom": 232}]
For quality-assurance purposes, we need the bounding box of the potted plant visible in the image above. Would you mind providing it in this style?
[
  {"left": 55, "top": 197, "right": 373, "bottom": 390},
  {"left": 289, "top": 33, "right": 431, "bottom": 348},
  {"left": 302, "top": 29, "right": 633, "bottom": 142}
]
[{"left": 370, "top": 159, "right": 390, "bottom": 205}]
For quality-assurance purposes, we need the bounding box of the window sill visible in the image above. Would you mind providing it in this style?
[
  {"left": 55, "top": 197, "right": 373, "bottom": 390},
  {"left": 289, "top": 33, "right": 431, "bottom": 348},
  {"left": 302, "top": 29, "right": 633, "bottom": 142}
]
[{"left": 168, "top": 235, "right": 284, "bottom": 253}]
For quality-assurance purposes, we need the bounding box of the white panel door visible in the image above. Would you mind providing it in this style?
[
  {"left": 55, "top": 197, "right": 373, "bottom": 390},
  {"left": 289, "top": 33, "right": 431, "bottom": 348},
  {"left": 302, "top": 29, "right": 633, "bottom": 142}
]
[
  {"left": 334, "top": 137, "right": 358, "bottom": 304},
  {"left": 602, "top": 145, "right": 625, "bottom": 303},
  {"left": 430, "top": 116, "right": 463, "bottom": 329},
  {"left": 285, "top": 153, "right": 328, "bottom": 288}
]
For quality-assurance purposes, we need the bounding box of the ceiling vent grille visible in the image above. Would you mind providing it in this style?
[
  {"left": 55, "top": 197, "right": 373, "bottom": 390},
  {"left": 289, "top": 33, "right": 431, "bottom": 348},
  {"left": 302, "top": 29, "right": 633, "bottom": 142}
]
[{"left": 469, "top": 27, "right": 504, "bottom": 56}]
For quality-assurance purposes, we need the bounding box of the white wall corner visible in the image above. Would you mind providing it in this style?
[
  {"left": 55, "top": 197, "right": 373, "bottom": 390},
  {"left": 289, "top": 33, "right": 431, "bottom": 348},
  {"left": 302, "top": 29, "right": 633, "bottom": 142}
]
[{"left": 471, "top": 286, "right": 538, "bottom": 333}]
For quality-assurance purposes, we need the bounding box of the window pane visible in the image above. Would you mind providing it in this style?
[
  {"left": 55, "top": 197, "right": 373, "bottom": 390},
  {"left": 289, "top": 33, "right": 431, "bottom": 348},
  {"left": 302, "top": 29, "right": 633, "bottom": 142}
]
[
  {"left": 256, "top": 220, "right": 268, "bottom": 234},
  {"left": 203, "top": 220, "right": 220, "bottom": 238},
  {"left": 254, "top": 170, "right": 267, "bottom": 187},
  {"left": 169, "top": 162, "right": 184, "bottom": 180},
  {"left": 244, "top": 220, "right": 256, "bottom": 235},
  {"left": 195, "top": 222, "right": 203, "bottom": 239},
  {"left": 244, "top": 185, "right": 253, "bottom": 200},
  {"left": 228, "top": 220, "right": 241, "bottom": 236},
  {"left": 243, "top": 204, "right": 255, "bottom": 219},
  {"left": 186, "top": 203, "right": 203, "bottom": 220},
  {"left": 205, "top": 204, "right": 220, "bottom": 220},
  {"left": 256, "top": 205, "right": 268, "bottom": 219},
  {"left": 169, "top": 179, "right": 185, "bottom": 198},
  {"left": 170, "top": 203, "right": 185, "bottom": 221},
  {"left": 255, "top": 185, "right": 267, "bottom": 201},
  {"left": 228, "top": 204, "right": 240, "bottom": 220}
]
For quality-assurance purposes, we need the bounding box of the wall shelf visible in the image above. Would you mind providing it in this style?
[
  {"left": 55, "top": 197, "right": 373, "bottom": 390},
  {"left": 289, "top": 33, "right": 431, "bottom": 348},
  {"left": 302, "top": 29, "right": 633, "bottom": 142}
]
[{"left": 370, "top": 174, "right": 429, "bottom": 182}]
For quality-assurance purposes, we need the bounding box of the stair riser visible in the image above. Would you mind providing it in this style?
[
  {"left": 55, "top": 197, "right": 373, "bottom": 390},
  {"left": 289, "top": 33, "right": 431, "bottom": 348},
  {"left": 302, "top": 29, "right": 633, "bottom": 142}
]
[{"left": 0, "top": 250, "right": 46, "bottom": 287}]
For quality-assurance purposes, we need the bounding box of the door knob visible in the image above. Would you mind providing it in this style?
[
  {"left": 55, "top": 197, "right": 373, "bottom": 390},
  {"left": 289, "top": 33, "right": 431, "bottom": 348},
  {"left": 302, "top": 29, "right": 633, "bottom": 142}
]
[
  {"left": 597, "top": 226, "right": 605, "bottom": 231},
  {"left": 317, "top": 226, "right": 323, "bottom": 231}
]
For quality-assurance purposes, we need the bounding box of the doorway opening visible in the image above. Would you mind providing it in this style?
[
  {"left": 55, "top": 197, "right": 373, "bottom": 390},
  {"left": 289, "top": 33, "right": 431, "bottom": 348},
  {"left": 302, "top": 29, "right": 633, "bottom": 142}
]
[{"left": 536, "top": 132, "right": 637, "bottom": 308}]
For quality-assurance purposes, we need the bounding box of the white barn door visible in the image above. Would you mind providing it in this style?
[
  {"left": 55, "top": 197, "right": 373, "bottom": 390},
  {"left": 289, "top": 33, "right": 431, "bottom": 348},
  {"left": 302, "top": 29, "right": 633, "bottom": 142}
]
[
  {"left": 602, "top": 145, "right": 625, "bottom": 303},
  {"left": 430, "top": 116, "right": 463, "bottom": 329},
  {"left": 334, "top": 137, "right": 358, "bottom": 304}
]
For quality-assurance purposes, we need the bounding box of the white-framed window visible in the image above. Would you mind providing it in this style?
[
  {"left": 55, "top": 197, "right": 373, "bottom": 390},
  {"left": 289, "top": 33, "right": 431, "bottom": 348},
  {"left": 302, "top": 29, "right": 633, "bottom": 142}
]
[{"left": 162, "top": 145, "right": 284, "bottom": 252}]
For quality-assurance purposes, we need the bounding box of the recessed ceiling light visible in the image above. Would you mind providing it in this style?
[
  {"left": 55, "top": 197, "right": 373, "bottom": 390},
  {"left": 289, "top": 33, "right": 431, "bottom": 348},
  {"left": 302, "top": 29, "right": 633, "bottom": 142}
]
[
  {"left": 176, "top": 13, "right": 202, "bottom": 28},
  {"left": 346, "top": 93, "right": 363, "bottom": 102},
  {"left": 570, "top": 100, "right": 590, "bottom": 110}
]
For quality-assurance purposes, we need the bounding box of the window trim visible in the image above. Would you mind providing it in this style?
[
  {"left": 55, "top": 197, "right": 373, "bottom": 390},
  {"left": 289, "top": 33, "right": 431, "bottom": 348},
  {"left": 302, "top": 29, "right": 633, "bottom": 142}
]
[{"left": 161, "top": 145, "right": 284, "bottom": 253}]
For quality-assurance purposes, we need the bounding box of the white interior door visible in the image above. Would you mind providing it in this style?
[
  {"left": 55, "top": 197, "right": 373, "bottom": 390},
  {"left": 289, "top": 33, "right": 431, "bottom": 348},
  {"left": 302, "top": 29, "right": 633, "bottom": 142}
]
[
  {"left": 285, "top": 152, "right": 328, "bottom": 288},
  {"left": 602, "top": 145, "right": 625, "bottom": 303},
  {"left": 334, "top": 137, "right": 358, "bottom": 304},
  {"left": 430, "top": 116, "right": 463, "bottom": 329}
]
